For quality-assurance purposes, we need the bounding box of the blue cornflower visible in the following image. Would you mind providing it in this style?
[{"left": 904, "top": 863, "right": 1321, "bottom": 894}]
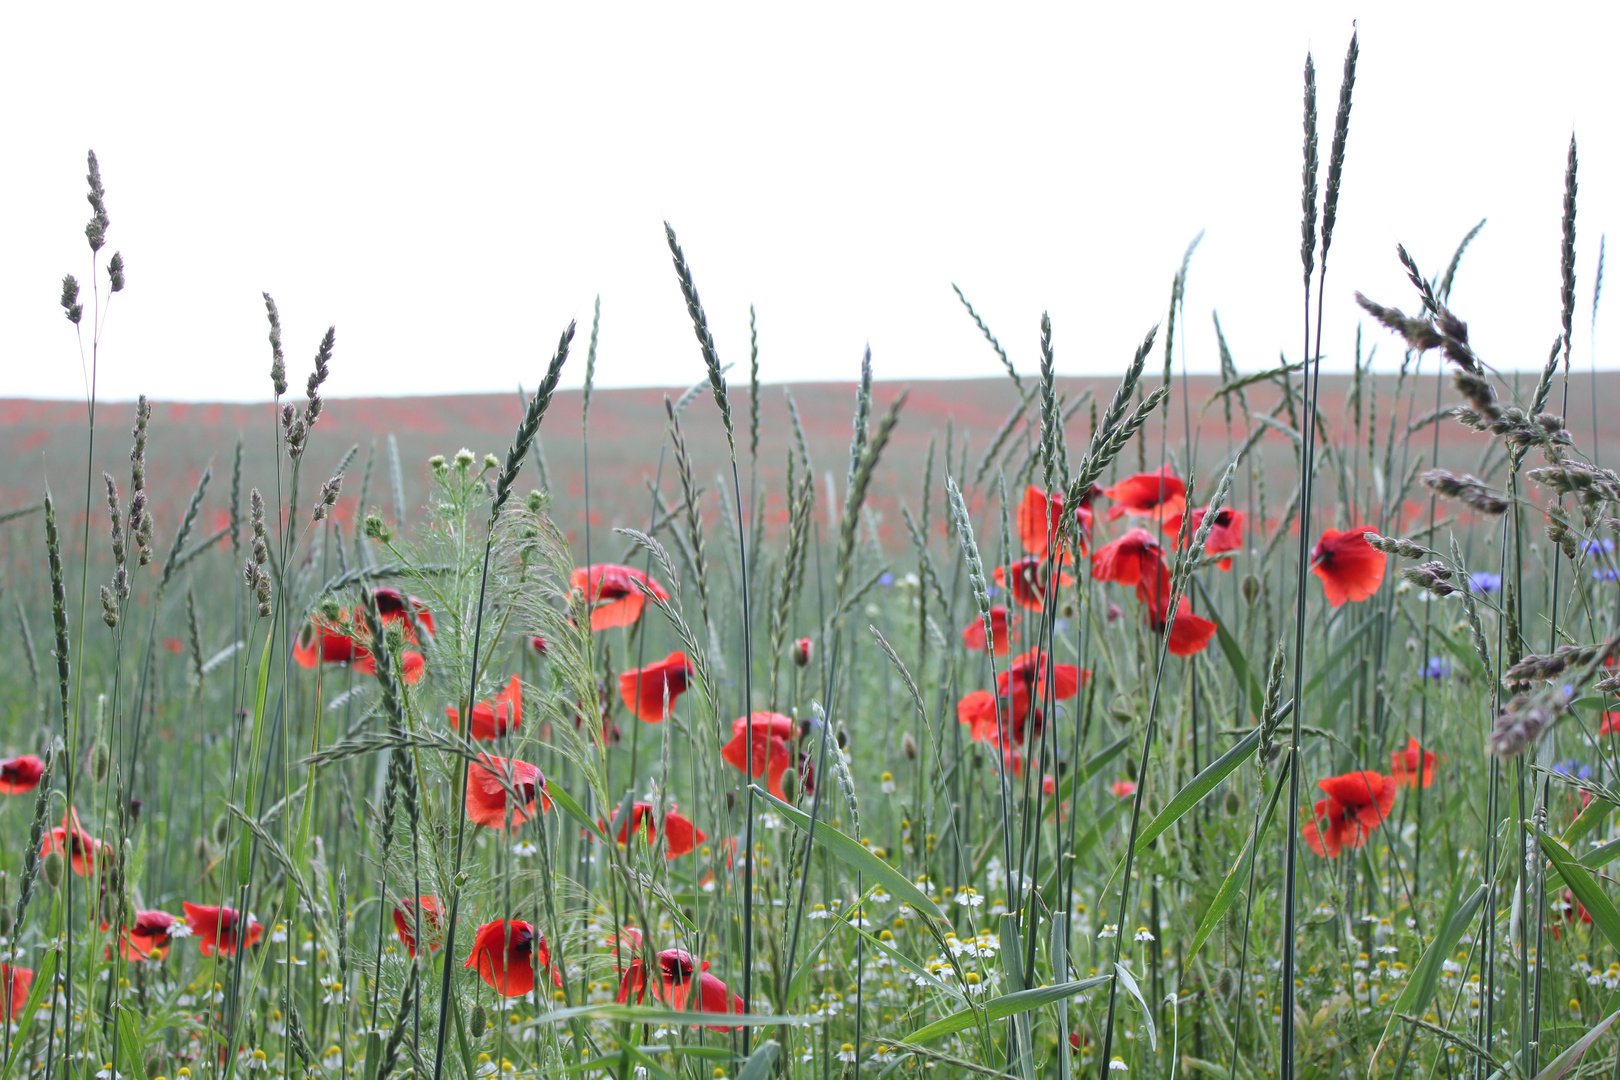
[
  {"left": 1594, "top": 568, "right": 1620, "bottom": 582},
  {"left": 879, "top": 572, "right": 894, "bottom": 587},
  {"left": 1553, "top": 759, "right": 1593, "bottom": 781},
  {"left": 1468, "top": 572, "right": 1501, "bottom": 593},
  {"left": 1583, "top": 538, "right": 1616, "bottom": 555},
  {"left": 1423, "top": 657, "right": 1451, "bottom": 681}
]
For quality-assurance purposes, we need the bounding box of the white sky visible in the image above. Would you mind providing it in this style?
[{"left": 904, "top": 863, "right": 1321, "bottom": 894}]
[{"left": 2, "top": 2, "right": 1615, "bottom": 402}]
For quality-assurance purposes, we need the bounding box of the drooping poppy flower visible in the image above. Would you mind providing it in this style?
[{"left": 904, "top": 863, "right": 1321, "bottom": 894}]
[
  {"left": 613, "top": 926, "right": 647, "bottom": 1004},
  {"left": 1310, "top": 527, "right": 1386, "bottom": 607},
  {"left": 292, "top": 588, "right": 434, "bottom": 683},
  {"left": 1301, "top": 771, "right": 1398, "bottom": 858},
  {"left": 182, "top": 902, "right": 263, "bottom": 956},
  {"left": 618, "top": 652, "right": 693, "bottom": 723},
  {"left": 1111, "top": 780, "right": 1138, "bottom": 798},
  {"left": 465, "top": 755, "right": 550, "bottom": 830},
  {"left": 0, "top": 755, "right": 45, "bottom": 794},
  {"left": 570, "top": 565, "right": 670, "bottom": 631},
  {"left": 447, "top": 674, "right": 523, "bottom": 740},
  {"left": 1390, "top": 737, "right": 1435, "bottom": 789},
  {"left": 956, "top": 689, "right": 1043, "bottom": 749},
  {"left": 118, "top": 910, "right": 185, "bottom": 960},
  {"left": 1164, "top": 507, "right": 1245, "bottom": 570},
  {"left": 1147, "top": 597, "right": 1217, "bottom": 658},
  {"left": 1090, "top": 529, "right": 1172, "bottom": 608},
  {"left": 962, "top": 606, "right": 1014, "bottom": 656},
  {"left": 653, "top": 949, "right": 744, "bottom": 1031},
  {"left": 0, "top": 965, "right": 32, "bottom": 1018},
  {"left": 606, "top": 802, "right": 708, "bottom": 858},
  {"left": 1017, "top": 485, "right": 1099, "bottom": 561},
  {"left": 993, "top": 557, "right": 1074, "bottom": 611},
  {"left": 998, "top": 649, "right": 1088, "bottom": 703},
  {"left": 391, "top": 896, "right": 442, "bottom": 957},
  {"left": 1103, "top": 467, "right": 1186, "bottom": 522},
  {"left": 42, "top": 808, "right": 103, "bottom": 877},
  {"left": 720, "top": 713, "right": 797, "bottom": 800},
  {"left": 464, "top": 920, "right": 560, "bottom": 997}
]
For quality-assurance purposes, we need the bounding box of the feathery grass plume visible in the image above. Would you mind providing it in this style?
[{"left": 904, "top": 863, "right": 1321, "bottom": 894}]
[
  {"left": 129, "top": 395, "right": 154, "bottom": 564},
  {"left": 304, "top": 325, "right": 335, "bottom": 434},
  {"left": 12, "top": 749, "right": 54, "bottom": 938},
  {"left": 1319, "top": 31, "right": 1357, "bottom": 258},
  {"left": 664, "top": 223, "right": 735, "bottom": 452},
  {"left": 84, "top": 149, "right": 109, "bottom": 251},
  {"left": 970, "top": 391, "right": 1033, "bottom": 492},
  {"left": 1363, "top": 532, "right": 1427, "bottom": 560},
  {"left": 1178, "top": 461, "right": 1237, "bottom": 586},
  {"left": 581, "top": 295, "right": 600, "bottom": 430},
  {"left": 664, "top": 397, "right": 713, "bottom": 633},
  {"left": 836, "top": 393, "right": 906, "bottom": 600},
  {"left": 376, "top": 966, "right": 419, "bottom": 1080},
  {"left": 1561, "top": 134, "right": 1578, "bottom": 356},
  {"left": 1440, "top": 219, "right": 1488, "bottom": 303},
  {"left": 98, "top": 585, "right": 118, "bottom": 631},
  {"left": 159, "top": 465, "right": 211, "bottom": 590},
  {"left": 1421, "top": 469, "right": 1509, "bottom": 515},
  {"left": 387, "top": 433, "right": 406, "bottom": 529},
  {"left": 1401, "top": 561, "right": 1458, "bottom": 598},
  {"left": 1397, "top": 243, "right": 1440, "bottom": 314},
  {"left": 1164, "top": 232, "right": 1203, "bottom": 385},
  {"left": 1529, "top": 336, "right": 1565, "bottom": 426},
  {"left": 1489, "top": 689, "right": 1567, "bottom": 758},
  {"left": 493, "top": 324, "right": 574, "bottom": 522},
  {"left": 264, "top": 291, "right": 287, "bottom": 396},
  {"left": 107, "top": 250, "right": 124, "bottom": 293},
  {"left": 1213, "top": 312, "right": 1245, "bottom": 425},
  {"left": 312, "top": 471, "right": 343, "bottom": 523},
  {"left": 1448, "top": 538, "right": 1494, "bottom": 678},
  {"left": 1526, "top": 462, "right": 1620, "bottom": 507},
  {"left": 104, "top": 474, "right": 127, "bottom": 594},
  {"left": 1501, "top": 641, "right": 1619, "bottom": 686},
  {"left": 1038, "top": 313, "right": 1061, "bottom": 491},
  {"left": 952, "top": 282, "right": 1021, "bottom": 390},
  {"left": 60, "top": 274, "right": 82, "bottom": 324},
  {"left": 282, "top": 994, "right": 319, "bottom": 1073},
  {"left": 1300, "top": 53, "right": 1318, "bottom": 288}
]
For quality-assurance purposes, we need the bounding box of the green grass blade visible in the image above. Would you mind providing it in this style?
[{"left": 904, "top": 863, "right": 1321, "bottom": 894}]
[
  {"left": 1371, "top": 872, "right": 1486, "bottom": 1068},
  {"left": 1113, "top": 961, "right": 1157, "bottom": 1050},
  {"left": 1186, "top": 763, "right": 1289, "bottom": 962},
  {"left": 1536, "top": 827, "right": 1620, "bottom": 953},
  {"left": 902, "top": 977, "right": 1111, "bottom": 1042},
  {"left": 1532, "top": 1005, "right": 1620, "bottom": 1080},
  {"left": 754, "top": 785, "right": 948, "bottom": 920},
  {"left": 1135, "top": 726, "right": 1261, "bottom": 854},
  {"left": 548, "top": 781, "right": 609, "bottom": 843},
  {"left": 237, "top": 625, "right": 276, "bottom": 887}
]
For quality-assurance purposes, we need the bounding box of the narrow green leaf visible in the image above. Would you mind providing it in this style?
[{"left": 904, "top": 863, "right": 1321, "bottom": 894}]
[
  {"left": 119, "top": 1012, "right": 151, "bottom": 1080},
  {"left": 1532, "top": 1006, "right": 1620, "bottom": 1080},
  {"left": 902, "top": 977, "right": 1111, "bottom": 1042},
  {"left": 609, "top": 1035, "right": 683, "bottom": 1080},
  {"left": 1371, "top": 873, "right": 1486, "bottom": 1068},
  {"left": 1, "top": 951, "right": 56, "bottom": 1080},
  {"left": 1537, "top": 827, "right": 1620, "bottom": 954},
  {"left": 1186, "top": 762, "right": 1289, "bottom": 963},
  {"left": 754, "top": 786, "right": 948, "bottom": 920},
  {"left": 1136, "top": 727, "right": 1261, "bottom": 854},
  {"left": 1562, "top": 796, "right": 1615, "bottom": 848},
  {"left": 736, "top": 1041, "right": 782, "bottom": 1080},
  {"left": 1000, "top": 918, "right": 1026, "bottom": 993},
  {"left": 1113, "top": 962, "right": 1157, "bottom": 1050},
  {"left": 547, "top": 782, "right": 608, "bottom": 843},
  {"left": 1429, "top": 625, "right": 1486, "bottom": 684},
  {"left": 237, "top": 626, "right": 276, "bottom": 887}
]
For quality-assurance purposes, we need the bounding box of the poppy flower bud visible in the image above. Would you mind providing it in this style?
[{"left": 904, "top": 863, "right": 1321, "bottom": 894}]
[
  {"left": 1241, "top": 575, "right": 1260, "bottom": 606},
  {"left": 469, "top": 1002, "right": 487, "bottom": 1038},
  {"left": 213, "top": 814, "right": 230, "bottom": 846},
  {"left": 1125, "top": 758, "right": 1138, "bottom": 782},
  {"left": 91, "top": 742, "right": 110, "bottom": 783},
  {"left": 195, "top": 837, "right": 211, "bottom": 862},
  {"left": 1062, "top": 602, "right": 1076, "bottom": 618},
  {"left": 0, "top": 908, "right": 13, "bottom": 938},
  {"left": 779, "top": 769, "right": 798, "bottom": 802},
  {"left": 529, "top": 635, "right": 548, "bottom": 655},
  {"left": 835, "top": 724, "right": 848, "bottom": 750},
  {"left": 725, "top": 790, "right": 737, "bottom": 811},
  {"left": 1106, "top": 602, "right": 1123, "bottom": 624},
  {"left": 363, "top": 512, "right": 393, "bottom": 542},
  {"left": 43, "top": 851, "right": 64, "bottom": 889},
  {"left": 792, "top": 638, "right": 812, "bottom": 667},
  {"left": 902, "top": 732, "right": 918, "bottom": 760},
  {"left": 1223, "top": 789, "right": 1241, "bottom": 816}
]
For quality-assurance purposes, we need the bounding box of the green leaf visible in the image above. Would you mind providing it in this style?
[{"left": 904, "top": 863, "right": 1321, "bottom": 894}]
[
  {"left": 1113, "top": 961, "right": 1157, "bottom": 1050},
  {"left": 118, "top": 1012, "right": 151, "bottom": 1080},
  {"left": 736, "top": 1041, "right": 782, "bottom": 1080},
  {"left": 902, "top": 977, "right": 1111, "bottom": 1042},
  {"left": 547, "top": 782, "right": 608, "bottom": 843},
  {"left": 607, "top": 1036, "right": 682, "bottom": 1080},
  {"left": 1532, "top": 1005, "right": 1620, "bottom": 1080},
  {"left": 1371, "top": 872, "right": 1486, "bottom": 1068},
  {"left": 1562, "top": 796, "right": 1615, "bottom": 848},
  {"left": 1186, "top": 761, "right": 1290, "bottom": 962},
  {"left": 0, "top": 951, "right": 56, "bottom": 1080},
  {"left": 845, "top": 922, "right": 965, "bottom": 1004},
  {"left": 1000, "top": 918, "right": 1026, "bottom": 993},
  {"left": 753, "top": 786, "right": 948, "bottom": 920},
  {"left": 1194, "top": 580, "right": 1264, "bottom": 722},
  {"left": 238, "top": 625, "right": 276, "bottom": 887},
  {"left": 1537, "top": 827, "right": 1620, "bottom": 954},
  {"left": 1135, "top": 726, "right": 1261, "bottom": 854}
]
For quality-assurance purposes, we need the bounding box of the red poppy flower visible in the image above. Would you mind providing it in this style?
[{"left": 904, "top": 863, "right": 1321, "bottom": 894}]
[
  {"left": 618, "top": 652, "right": 693, "bottom": 723},
  {"left": 182, "top": 902, "right": 263, "bottom": 956},
  {"left": 447, "top": 674, "right": 523, "bottom": 740},
  {"left": 1103, "top": 467, "right": 1186, "bottom": 522},
  {"left": 118, "top": 910, "right": 182, "bottom": 960},
  {"left": 606, "top": 802, "right": 708, "bottom": 859},
  {"left": 1164, "top": 507, "right": 1245, "bottom": 570},
  {"left": 1601, "top": 712, "right": 1620, "bottom": 736},
  {"left": 792, "top": 637, "right": 813, "bottom": 667},
  {"left": 1301, "top": 771, "right": 1398, "bottom": 858},
  {"left": 530, "top": 635, "right": 548, "bottom": 655},
  {"left": 1041, "top": 774, "right": 1056, "bottom": 796},
  {"left": 653, "top": 949, "right": 744, "bottom": 1031},
  {"left": 1310, "top": 527, "right": 1386, "bottom": 607},
  {"left": 0, "top": 965, "right": 32, "bottom": 1018},
  {"left": 1147, "top": 597, "right": 1217, "bottom": 657},
  {"left": 1390, "top": 737, "right": 1435, "bottom": 789},
  {"left": 957, "top": 689, "right": 1043, "bottom": 749},
  {"left": 998, "top": 648, "right": 1088, "bottom": 702},
  {"left": 292, "top": 588, "right": 434, "bottom": 683},
  {"left": 162, "top": 637, "right": 184, "bottom": 654},
  {"left": 1017, "top": 485, "right": 1099, "bottom": 561},
  {"left": 0, "top": 755, "right": 45, "bottom": 794},
  {"left": 42, "top": 808, "right": 102, "bottom": 877},
  {"left": 571, "top": 565, "right": 670, "bottom": 631},
  {"left": 1090, "top": 529, "right": 1172, "bottom": 608},
  {"left": 1111, "top": 779, "right": 1137, "bottom": 798},
  {"left": 613, "top": 926, "right": 647, "bottom": 1004},
  {"left": 466, "top": 755, "right": 549, "bottom": 830},
  {"left": 720, "top": 713, "right": 797, "bottom": 800},
  {"left": 962, "top": 606, "right": 1014, "bottom": 656},
  {"left": 391, "top": 896, "right": 442, "bottom": 957},
  {"left": 1551, "top": 889, "right": 1593, "bottom": 940},
  {"left": 993, "top": 557, "right": 1074, "bottom": 611},
  {"left": 464, "top": 919, "right": 560, "bottom": 997}
]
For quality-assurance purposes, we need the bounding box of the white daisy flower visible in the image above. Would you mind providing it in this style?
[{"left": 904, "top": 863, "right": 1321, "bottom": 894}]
[
  {"left": 956, "top": 888, "right": 984, "bottom": 908},
  {"left": 835, "top": 1044, "right": 858, "bottom": 1063},
  {"left": 1109, "top": 1057, "right": 1129, "bottom": 1072}
]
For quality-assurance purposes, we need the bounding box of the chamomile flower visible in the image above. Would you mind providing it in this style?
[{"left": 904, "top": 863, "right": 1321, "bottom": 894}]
[
  {"left": 244, "top": 1049, "right": 269, "bottom": 1072},
  {"left": 1134, "top": 927, "right": 1154, "bottom": 943},
  {"left": 512, "top": 840, "right": 538, "bottom": 857},
  {"left": 835, "top": 1044, "right": 858, "bottom": 1063},
  {"left": 1109, "top": 1057, "right": 1129, "bottom": 1072},
  {"left": 869, "top": 1046, "right": 897, "bottom": 1065},
  {"left": 956, "top": 887, "right": 984, "bottom": 908},
  {"left": 269, "top": 924, "right": 288, "bottom": 945},
  {"left": 1098, "top": 924, "right": 1119, "bottom": 940},
  {"left": 880, "top": 772, "right": 897, "bottom": 794}
]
